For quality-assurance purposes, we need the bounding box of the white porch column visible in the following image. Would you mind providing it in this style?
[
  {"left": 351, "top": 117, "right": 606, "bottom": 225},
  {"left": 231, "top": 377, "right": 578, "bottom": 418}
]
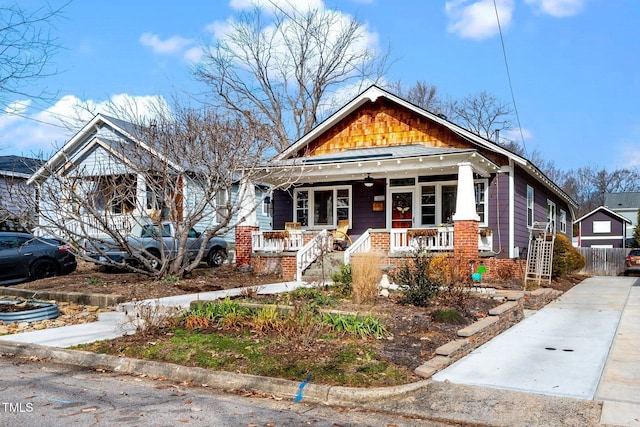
[
  {"left": 136, "top": 174, "right": 146, "bottom": 215},
  {"left": 452, "top": 162, "right": 480, "bottom": 221},
  {"left": 237, "top": 177, "right": 258, "bottom": 227}
]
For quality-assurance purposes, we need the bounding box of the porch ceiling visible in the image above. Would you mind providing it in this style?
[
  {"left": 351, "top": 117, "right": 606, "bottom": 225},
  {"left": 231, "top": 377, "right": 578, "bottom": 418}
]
[{"left": 261, "top": 145, "right": 499, "bottom": 184}]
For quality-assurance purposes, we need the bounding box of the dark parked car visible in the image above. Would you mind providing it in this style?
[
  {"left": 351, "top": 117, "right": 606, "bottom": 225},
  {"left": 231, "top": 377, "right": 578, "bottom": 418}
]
[
  {"left": 624, "top": 249, "right": 640, "bottom": 276},
  {"left": 0, "top": 232, "right": 77, "bottom": 285}
]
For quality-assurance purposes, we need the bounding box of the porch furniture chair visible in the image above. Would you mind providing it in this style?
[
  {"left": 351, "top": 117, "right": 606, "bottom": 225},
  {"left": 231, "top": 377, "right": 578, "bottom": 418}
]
[
  {"left": 333, "top": 219, "right": 352, "bottom": 251},
  {"left": 284, "top": 222, "right": 301, "bottom": 231}
]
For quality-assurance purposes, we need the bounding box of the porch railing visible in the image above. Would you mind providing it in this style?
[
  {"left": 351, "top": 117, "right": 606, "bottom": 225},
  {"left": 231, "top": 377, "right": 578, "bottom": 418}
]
[
  {"left": 251, "top": 230, "right": 304, "bottom": 252},
  {"left": 296, "top": 229, "right": 332, "bottom": 281},
  {"left": 66, "top": 214, "right": 135, "bottom": 237},
  {"left": 390, "top": 227, "right": 454, "bottom": 252},
  {"left": 344, "top": 229, "right": 371, "bottom": 264}
]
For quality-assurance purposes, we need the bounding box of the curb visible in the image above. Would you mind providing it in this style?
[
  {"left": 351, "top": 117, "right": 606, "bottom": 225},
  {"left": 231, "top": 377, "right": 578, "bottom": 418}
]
[
  {"left": 0, "top": 340, "right": 428, "bottom": 406},
  {"left": 0, "top": 339, "right": 603, "bottom": 426}
]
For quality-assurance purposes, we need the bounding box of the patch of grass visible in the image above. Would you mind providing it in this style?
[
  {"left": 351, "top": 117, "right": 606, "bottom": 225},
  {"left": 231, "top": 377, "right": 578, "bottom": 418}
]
[
  {"left": 431, "top": 309, "right": 466, "bottom": 325},
  {"left": 75, "top": 328, "right": 412, "bottom": 387},
  {"left": 87, "top": 277, "right": 103, "bottom": 286}
]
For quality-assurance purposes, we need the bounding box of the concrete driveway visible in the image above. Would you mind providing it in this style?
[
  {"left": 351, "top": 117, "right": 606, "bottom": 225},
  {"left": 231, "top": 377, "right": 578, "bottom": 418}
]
[{"left": 433, "top": 276, "right": 640, "bottom": 426}]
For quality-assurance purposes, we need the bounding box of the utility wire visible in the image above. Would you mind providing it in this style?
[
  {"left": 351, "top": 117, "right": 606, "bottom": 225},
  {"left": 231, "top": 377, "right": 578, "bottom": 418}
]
[{"left": 493, "top": 0, "right": 527, "bottom": 156}]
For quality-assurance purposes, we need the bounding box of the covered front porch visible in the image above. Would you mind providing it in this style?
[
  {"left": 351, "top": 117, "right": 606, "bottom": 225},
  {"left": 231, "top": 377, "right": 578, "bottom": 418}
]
[{"left": 241, "top": 146, "right": 500, "bottom": 281}]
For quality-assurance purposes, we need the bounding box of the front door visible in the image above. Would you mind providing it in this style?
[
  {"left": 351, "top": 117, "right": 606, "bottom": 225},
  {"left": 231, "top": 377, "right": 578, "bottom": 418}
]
[{"left": 391, "top": 191, "right": 413, "bottom": 228}]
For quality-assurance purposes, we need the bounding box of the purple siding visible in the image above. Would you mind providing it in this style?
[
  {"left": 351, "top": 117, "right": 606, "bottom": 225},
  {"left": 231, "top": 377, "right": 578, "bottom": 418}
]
[
  {"left": 273, "top": 189, "right": 293, "bottom": 229},
  {"left": 352, "top": 181, "right": 386, "bottom": 235},
  {"left": 579, "top": 210, "right": 626, "bottom": 248},
  {"left": 514, "top": 165, "right": 573, "bottom": 253},
  {"left": 487, "top": 173, "right": 510, "bottom": 258}
]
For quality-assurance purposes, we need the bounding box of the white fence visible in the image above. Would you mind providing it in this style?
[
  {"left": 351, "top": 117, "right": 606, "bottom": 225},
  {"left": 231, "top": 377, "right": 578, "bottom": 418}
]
[{"left": 577, "top": 248, "right": 629, "bottom": 276}]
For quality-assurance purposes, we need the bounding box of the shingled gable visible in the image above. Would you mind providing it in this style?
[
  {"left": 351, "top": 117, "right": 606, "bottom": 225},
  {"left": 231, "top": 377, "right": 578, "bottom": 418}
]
[{"left": 276, "top": 85, "right": 520, "bottom": 163}]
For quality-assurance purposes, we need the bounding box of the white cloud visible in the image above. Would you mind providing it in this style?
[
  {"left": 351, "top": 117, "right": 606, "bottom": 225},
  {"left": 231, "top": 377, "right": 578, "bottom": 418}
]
[
  {"left": 229, "top": 0, "right": 325, "bottom": 14},
  {"left": 0, "top": 94, "right": 169, "bottom": 157},
  {"left": 139, "top": 33, "right": 195, "bottom": 55},
  {"left": 445, "top": 0, "right": 515, "bottom": 40},
  {"left": 525, "top": 0, "right": 584, "bottom": 17}
]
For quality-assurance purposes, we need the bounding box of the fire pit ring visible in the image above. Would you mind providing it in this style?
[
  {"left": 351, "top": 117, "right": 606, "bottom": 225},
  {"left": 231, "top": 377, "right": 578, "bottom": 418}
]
[{"left": 0, "top": 299, "right": 60, "bottom": 324}]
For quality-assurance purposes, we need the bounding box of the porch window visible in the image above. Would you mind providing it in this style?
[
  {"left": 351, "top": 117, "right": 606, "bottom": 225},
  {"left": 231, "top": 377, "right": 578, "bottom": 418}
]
[
  {"left": 294, "top": 186, "right": 351, "bottom": 228},
  {"left": 475, "top": 182, "right": 487, "bottom": 223},
  {"left": 442, "top": 185, "right": 456, "bottom": 225},
  {"left": 420, "top": 186, "right": 436, "bottom": 225},
  {"left": 559, "top": 209, "right": 567, "bottom": 233},
  {"left": 527, "top": 185, "right": 534, "bottom": 228},
  {"left": 418, "top": 180, "right": 488, "bottom": 226}
]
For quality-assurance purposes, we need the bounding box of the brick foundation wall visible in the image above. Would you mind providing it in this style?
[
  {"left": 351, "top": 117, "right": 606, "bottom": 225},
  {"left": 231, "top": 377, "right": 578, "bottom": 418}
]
[{"left": 481, "top": 258, "right": 525, "bottom": 281}]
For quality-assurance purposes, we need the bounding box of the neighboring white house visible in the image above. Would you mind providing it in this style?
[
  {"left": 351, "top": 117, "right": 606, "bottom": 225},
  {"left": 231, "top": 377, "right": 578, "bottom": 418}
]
[
  {"left": 26, "top": 113, "right": 271, "bottom": 243},
  {"left": 0, "top": 155, "right": 43, "bottom": 230},
  {"left": 604, "top": 192, "right": 640, "bottom": 241}
]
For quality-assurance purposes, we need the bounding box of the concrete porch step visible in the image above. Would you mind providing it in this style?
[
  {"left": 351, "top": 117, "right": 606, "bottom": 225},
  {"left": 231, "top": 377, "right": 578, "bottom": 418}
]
[{"left": 302, "top": 252, "right": 345, "bottom": 283}]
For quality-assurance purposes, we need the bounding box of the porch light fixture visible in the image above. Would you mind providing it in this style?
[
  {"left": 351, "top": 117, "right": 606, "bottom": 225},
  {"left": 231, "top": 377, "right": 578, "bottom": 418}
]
[{"left": 364, "top": 173, "right": 374, "bottom": 187}]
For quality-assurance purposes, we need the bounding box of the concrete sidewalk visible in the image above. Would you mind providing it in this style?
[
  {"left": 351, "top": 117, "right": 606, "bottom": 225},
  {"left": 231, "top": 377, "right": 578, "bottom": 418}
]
[
  {"left": 433, "top": 276, "right": 640, "bottom": 426},
  {"left": 0, "top": 280, "right": 306, "bottom": 348}
]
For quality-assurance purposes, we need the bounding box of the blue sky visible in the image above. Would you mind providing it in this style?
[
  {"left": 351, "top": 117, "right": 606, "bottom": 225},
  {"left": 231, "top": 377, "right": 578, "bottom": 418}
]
[{"left": 1, "top": 0, "right": 638, "bottom": 172}]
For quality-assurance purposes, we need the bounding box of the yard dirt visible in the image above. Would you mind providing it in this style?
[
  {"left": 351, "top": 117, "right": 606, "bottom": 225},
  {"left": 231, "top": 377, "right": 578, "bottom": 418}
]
[{"left": 7, "top": 261, "right": 586, "bottom": 380}]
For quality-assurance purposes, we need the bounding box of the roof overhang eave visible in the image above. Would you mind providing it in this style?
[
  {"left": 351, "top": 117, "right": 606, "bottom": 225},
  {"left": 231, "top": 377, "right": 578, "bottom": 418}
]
[{"left": 259, "top": 151, "right": 499, "bottom": 185}]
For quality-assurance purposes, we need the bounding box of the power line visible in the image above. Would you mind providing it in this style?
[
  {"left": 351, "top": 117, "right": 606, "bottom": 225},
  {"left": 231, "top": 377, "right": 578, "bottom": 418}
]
[{"left": 493, "top": 0, "right": 527, "bottom": 156}]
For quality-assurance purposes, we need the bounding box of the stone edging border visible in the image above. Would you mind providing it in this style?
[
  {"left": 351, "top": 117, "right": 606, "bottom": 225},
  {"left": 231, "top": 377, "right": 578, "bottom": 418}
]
[
  {"left": 415, "top": 287, "right": 561, "bottom": 378},
  {"left": 0, "top": 288, "right": 125, "bottom": 308}
]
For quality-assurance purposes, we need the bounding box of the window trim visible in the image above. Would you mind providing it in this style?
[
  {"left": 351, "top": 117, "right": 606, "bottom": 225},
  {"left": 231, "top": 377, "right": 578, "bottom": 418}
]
[
  {"left": 526, "top": 185, "right": 534, "bottom": 228},
  {"left": 293, "top": 186, "right": 352, "bottom": 228},
  {"left": 418, "top": 179, "right": 488, "bottom": 227},
  {"left": 559, "top": 209, "right": 567, "bottom": 233}
]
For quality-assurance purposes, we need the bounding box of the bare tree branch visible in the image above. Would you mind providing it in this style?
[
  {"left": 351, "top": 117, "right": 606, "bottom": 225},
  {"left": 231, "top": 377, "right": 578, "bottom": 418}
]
[{"left": 194, "top": 3, "right": 389, "bottom": 151}]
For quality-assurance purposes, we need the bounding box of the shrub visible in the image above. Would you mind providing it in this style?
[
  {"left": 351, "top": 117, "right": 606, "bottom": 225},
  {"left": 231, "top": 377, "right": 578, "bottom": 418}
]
[
  {"left": 330, "top": 263, "right": 352, "bottom": 297},
  {"left": 391, "top": 244, "right": 440, "bottom": 307},
  {"left": 427, "top": 254, "right": 454, "bottom": 286},
  {"left": 553, "top": 234, "right": 585, "bottom": 277},
  {"left": 351, "top": 252, "right": 382, "bottom": 305}
]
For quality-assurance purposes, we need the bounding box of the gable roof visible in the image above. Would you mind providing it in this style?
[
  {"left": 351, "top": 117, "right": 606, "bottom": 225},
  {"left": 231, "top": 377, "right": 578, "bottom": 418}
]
[
  {"left": 0, "top": 155, "right": 44, "bottom": 178},
  {"left": 605, "top": 192, "right": 640, "bottom": 210},
  {"left": 575, "top": 205, "right": 632, "bottom": 224},
  {"left": 27, "top": 113, "right": 183, "bottom": 184},
  {"left": 273, "top": 84, "right": 577, "bottom": 210},
  {"left": 276, "top": 85, "right": 526, "bottom": 163}
]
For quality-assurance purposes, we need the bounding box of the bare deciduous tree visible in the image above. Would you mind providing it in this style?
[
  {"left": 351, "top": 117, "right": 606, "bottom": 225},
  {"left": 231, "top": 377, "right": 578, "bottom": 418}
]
[
  {"left": 386, "top": 80, "right": 445, "bottom": 114},
  {"left": 447, "top": 90, "right": 515, "bottom": 141},
  {"left": 27, "top": 103, "right": 299, "bottom": 278},
  {"left": 194, "top": 3, "right": 389, "bottom": 151},
  {"left": 0, "top": 2, "right": 66, "bottom": 109}
]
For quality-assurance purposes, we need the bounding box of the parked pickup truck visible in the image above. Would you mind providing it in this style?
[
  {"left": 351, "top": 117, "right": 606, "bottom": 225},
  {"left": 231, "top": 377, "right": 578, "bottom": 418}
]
[{"left": 84, "top": 222, "right": 227, "bottom": 269}]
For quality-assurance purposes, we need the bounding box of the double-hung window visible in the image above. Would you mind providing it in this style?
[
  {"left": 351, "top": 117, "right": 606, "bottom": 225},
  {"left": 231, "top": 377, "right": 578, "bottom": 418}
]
[
  {"left": 418, "top": 180, "right": 488, "bottom": 226},
  {"left": 559, "top": 209, "right": 567, "bottom": 233},
  {"left": 526, "top": 185, "right": 534, "bottom": 228},
  {"left": 294, "top": 186, "right": 351, "bottom": 228}
]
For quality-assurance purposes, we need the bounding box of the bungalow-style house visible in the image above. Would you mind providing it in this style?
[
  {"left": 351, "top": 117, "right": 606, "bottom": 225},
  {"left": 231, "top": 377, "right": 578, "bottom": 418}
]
[
  {"left": 239, "top": 85, "right": 577, "bottom": 281},
  {"left": 0, "top": 155, "right": 43, "bottom": 231},
  {"left": 604, "top": 192, "right": 640, "bottom": 243},
  {"left": 27, "top": 113, "right": 272, "bottom": 245},
  {"left": 575, "top": 206, "right": 631, "bottom": 248}
]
